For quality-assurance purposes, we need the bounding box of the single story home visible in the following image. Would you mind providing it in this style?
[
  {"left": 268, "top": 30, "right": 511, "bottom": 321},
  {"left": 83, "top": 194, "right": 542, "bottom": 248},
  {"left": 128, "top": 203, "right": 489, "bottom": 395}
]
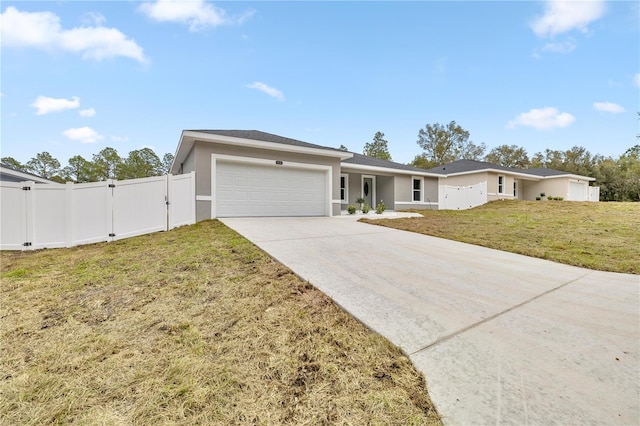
[
  {"left": 170, "top": 130, "right": 598, "bottom": 221},
  {"left": 0, "top": 163, "right": 56, "bottom": 184}
]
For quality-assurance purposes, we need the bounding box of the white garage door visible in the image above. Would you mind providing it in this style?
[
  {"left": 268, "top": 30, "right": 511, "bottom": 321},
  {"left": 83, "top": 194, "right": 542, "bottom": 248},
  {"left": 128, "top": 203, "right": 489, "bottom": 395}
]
[
  {"left": 215, "top": 160, "right": 327, "bottom": 217},
  {"left": 569, "top": 181, "right": 587, "bottom": 201}
]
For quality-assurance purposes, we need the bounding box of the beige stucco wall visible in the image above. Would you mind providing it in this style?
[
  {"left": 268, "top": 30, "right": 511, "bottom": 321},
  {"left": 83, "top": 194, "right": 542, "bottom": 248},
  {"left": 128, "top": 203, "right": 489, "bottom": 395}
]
[
  {"left": 393, "top": 175, "right": 438, "bottom": 210},
  {"left": 521, "top": 178, "right": 569, "bottom": 200},
  {"left": 184, "top": 141, "right": 342, "bottom": 220}
]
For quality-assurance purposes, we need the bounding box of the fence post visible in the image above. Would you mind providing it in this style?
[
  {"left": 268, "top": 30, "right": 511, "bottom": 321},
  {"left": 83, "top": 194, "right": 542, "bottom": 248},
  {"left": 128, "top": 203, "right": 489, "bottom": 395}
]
[
  {"left": 106, "top": 179, "right": 114, "bottom": 241},
  {"left": 23, "top": 181, "right": 34, "bottom": 251},
  {"left": 65, "top": 181, "right": 75, "bottom": 248}
]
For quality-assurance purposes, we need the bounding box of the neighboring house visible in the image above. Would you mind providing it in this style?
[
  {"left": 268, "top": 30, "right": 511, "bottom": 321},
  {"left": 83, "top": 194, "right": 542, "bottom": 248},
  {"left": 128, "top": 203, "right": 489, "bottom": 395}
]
[
  {"left": 425, "top": 159, "right": 598, "bottom": 210},
  {"left": 171, "top": 130, "right": 598, "bottom": 221},
  {"left": 0, "top": 163, "right": 56, "bottom": 184}
]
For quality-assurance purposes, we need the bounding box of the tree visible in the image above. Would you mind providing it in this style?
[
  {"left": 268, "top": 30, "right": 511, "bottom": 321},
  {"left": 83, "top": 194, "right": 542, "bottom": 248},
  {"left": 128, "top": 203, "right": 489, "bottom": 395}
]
[
  {"left": 92, "top": 147, "right": 122, "bottom": 180},
  {"left": 25, "top": 152, "right": 61, "bottom": 179},
  {"left": 338, "top": 144, "right": 349, "bottom": 151},
  {"left": 161, "top": 153, "right": 174, "bottom": 174},
  {"left": 63, "top": 155, "right": 97, "bottom": 183},
  {"left": 363, "top": 131, "right": 392, "bottom": 160},
  {"left": 530, "top": 146, "right": 596, "bottom": 177},
  {"left": 408, "top": 154, "right": 433, "bottom": 169},
  {"left": 485, "top": 144, "right": 530, "bottom": 168},
  {"left": 1, "top": 156, "right": 25, "bottom": 170},
  {"left": 117, "top": 148, "right": 162, "bottom": 179},
  {"left": 416, "top": 121, "right": 485, "bottom": 167}
]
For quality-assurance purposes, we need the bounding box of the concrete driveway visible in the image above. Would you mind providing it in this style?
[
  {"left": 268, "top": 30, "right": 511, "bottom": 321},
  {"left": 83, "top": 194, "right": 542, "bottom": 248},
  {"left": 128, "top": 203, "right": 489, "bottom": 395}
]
[{"left": 220, "top": 216, "right": 640, "bottom": 425}]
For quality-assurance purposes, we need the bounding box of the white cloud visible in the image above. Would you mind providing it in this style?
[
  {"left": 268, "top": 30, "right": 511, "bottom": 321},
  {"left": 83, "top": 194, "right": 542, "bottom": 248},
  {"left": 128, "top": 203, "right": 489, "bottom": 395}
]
[
  {"left": 111, "top": 135, "right": 129, "bottom": 142},
  {"left": 139, "top": 0, "right": 254, "bottom": 31},
  {"left": 593, "top": 102, "right": 625, "bottom": 114},
  {"left": 0, "top": 6, "right": 147, "bottom": 63},
  {"left": 63, "top": 126, "right": 104, "bottom": 143},
  {"left": 532, "top": 38, "right": 576, "bottom": 58},
  {"left": 634, "top": 73, "right": 640, "bottom": 88},
  {"left": 31, "top": 96, "right": 80, "bottom": 115},
  {"left": 246, "top": 82, "right": 285, "bottom": 101},
  {"left": 79, "top": 108, "right": 96, "bottom": 117},
  {"left": 507, "top": 107, "right": 575, "bottom": 130},
  {"left": 81, "top": 12, "right": 106, "bottom": 26},
  {"left": 531, "top": 0, "right": 606, "bottom": 37},
  {"left": 541, "top": 39, "right": 576, "bottom": 54}
]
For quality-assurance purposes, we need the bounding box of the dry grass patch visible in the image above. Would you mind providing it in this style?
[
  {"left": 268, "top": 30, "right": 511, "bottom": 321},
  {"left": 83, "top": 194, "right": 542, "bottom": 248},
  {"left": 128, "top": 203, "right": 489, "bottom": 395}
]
[
  {"left": 363, "top": 201, "right": 639, "bottom": 274},
  {"left": 0, "top": 220, "right": 440, "bottom": 425}
]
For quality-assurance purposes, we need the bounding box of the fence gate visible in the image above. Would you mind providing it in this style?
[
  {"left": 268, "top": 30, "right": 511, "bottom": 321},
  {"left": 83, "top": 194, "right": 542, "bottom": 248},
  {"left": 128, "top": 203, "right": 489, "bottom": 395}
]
[
  {"left": 0, "top": 172, "right": 195, "bottom": 250},
  {"left": 440, "top": 181, "right": 487, "bottom": 210}
]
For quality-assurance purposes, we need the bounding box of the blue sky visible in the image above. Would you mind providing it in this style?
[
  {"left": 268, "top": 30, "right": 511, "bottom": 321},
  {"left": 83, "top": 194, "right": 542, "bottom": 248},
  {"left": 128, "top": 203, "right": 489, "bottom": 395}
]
[{"left": 1, "top": 0, "right": 638, "bottom": 166}]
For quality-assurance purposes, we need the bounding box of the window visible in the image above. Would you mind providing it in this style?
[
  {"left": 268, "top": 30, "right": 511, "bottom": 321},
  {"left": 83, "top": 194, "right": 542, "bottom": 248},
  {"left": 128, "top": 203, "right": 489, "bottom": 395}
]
[
  {"left": 412, "top": 177, "right": 422, "bottom": 202},
  {"left": 513, "top": 180, "right": 518, "bottom": 198},
  {"left": 498, "top": 175, "right": 505, "bottom": 194},
  {"left": 340, "top": 174, "right": 348, "bottom": 202}
]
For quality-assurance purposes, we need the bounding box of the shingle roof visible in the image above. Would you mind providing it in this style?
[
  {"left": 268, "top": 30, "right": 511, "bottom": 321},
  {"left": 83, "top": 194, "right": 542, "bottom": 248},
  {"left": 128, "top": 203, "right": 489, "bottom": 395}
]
[
  {"left": 424, "top": 159, "right": 523, "bottom": 175},
  {"left": 188, "top": 130, "right": 344, "bottom": 152},
  {"left": 0, "top": 162, "right": 54, "bottom": 183},
  {"left": 520, "top": 167, "right": 571, "bottom": 177},
  {"left": 423, "top": 159, "right": 585, "bottom": 178},
  {"left": 342, "top": 152, "right": 433, "bottom": 173}
]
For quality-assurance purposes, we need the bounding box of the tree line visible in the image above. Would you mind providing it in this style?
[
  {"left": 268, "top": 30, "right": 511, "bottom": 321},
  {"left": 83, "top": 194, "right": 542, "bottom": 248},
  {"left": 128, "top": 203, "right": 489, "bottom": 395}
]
[
  {"left": 357, "top": 121, "right": 639, "bottom": 202},
  {"left": 2, "top": 148, "right": 174, "bottom": 184}
]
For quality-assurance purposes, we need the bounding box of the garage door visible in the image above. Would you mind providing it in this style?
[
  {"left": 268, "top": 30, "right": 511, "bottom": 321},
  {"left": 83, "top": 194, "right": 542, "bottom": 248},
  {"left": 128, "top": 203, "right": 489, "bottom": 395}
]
[
  {"left": 568, "top": 181, "right": 586, "bottom": 201},
  {"left": 215, "top": 160, "right": 327, "bottom": 217}
]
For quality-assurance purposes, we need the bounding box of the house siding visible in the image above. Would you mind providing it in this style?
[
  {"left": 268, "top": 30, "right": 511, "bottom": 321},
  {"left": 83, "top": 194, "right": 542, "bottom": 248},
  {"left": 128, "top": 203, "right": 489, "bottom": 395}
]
[
  {"left": 186, "top": 141, "right": 341, "bottom": 220},
  {"left": 376, "top": 175, "right": 394, "bottom": 208},
  {"left": 393, "top": 175, "right": 438, "bottom": 210}
]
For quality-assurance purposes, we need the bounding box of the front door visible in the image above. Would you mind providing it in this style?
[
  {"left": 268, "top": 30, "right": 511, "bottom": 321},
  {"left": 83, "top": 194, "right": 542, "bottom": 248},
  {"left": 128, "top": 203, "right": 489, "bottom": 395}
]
[{"left": 363, "top": 177, "right": 374, "bottom": 207}]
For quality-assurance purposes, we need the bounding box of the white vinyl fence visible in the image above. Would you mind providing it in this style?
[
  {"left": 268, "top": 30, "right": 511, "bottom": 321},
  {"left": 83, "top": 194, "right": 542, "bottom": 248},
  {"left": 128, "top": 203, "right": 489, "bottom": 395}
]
[
  {"left": 0, "top": 172, "right": 195, "bottom": 251},
  {"left": 439, "top": 181, "right": 487, "bottom": 210}
]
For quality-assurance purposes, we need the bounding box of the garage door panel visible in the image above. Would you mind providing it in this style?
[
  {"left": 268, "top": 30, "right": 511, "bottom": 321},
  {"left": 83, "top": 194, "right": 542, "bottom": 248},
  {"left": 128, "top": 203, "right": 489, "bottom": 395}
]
[
  {"left": 569, "top": 182, "right": 586, "bottom": 201},
  {"left": 215, "top": 160, "right": 327, "bottom": 217}
]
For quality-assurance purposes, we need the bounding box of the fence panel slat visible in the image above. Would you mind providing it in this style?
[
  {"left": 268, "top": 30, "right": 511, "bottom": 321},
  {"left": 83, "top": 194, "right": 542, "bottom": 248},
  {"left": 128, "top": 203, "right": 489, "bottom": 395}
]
[
  {"left": 0, "top": 182, "right": 28, "bottom": 250},
  {"left": 31, "top": 184, "right": 68, "bottom": 249},
  {"left": 112, "top": 176, "right": 168, "bottom": 241},
  {"left": 168, "top": 172, "right": 196, "bottom": 230},
  {"left": 71, "top": 181, "right": 113, "bottom": 246}
]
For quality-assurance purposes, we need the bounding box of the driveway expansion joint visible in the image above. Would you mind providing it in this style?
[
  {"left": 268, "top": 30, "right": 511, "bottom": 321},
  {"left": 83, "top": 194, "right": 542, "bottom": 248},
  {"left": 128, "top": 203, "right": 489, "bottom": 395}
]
[{"left": 409, "top": 270, "right": 594, "bottom": 356}]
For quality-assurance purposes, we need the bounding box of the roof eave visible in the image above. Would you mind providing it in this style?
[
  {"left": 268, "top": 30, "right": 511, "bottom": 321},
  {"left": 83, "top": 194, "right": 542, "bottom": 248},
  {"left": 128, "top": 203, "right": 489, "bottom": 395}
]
[
  {"left": 541, "top": 173, "right": 596, "bottom": 181},
  {"left": 341, "top": 162, "right": 440, "bottom": 177},
  {"left": 0, "top": 165, "right": 57, "bottom": 184},
  {"left": 436, "top": 168, "right": 544, "bottom": 181},
  {"left": 172, "top": 131, "right": 353, "bottom": 172}
]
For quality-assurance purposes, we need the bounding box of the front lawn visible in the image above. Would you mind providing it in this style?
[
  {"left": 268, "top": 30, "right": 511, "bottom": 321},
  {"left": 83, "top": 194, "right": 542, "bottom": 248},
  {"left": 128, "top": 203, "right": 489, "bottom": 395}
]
[
  {"left": 1, "top": 220, "right": 440, "bottom": 425},
  {"left": 363, "top": 201, "right": 639, "bottom": 274}
]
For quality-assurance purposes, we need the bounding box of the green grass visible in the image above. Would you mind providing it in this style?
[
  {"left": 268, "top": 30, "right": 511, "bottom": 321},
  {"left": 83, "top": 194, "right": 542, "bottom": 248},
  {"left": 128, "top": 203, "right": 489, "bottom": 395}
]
[
  {"left": 0, "top": 220, "right": 440, "bottom": 425},
  {"left": 363, "top": 201, "right": 639, "bottom": 274}
]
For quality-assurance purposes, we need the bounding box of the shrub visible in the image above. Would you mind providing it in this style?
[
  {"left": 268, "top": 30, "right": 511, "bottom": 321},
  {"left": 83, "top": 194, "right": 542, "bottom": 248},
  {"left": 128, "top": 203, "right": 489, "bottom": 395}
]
[
  {"left": 362, "top": 203, "right": 371, "bottom": 214},
  {"left": 375, "top": 200, "right": 387, "bottom": 214},
  {"left": 347, "top": 205, "right": 356, "bottom": 214},
  {"left": 556, "top": 196, "right": 564, "bottom": 201},
  {"left": 547, "top": 195, "right": 553, "bottom": 200},
  {"left": 540, "top": 192, "right": 546, "bottom": 197},
  {"left": 536, "top": 196, "right": 541, "bottom": 200}
]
